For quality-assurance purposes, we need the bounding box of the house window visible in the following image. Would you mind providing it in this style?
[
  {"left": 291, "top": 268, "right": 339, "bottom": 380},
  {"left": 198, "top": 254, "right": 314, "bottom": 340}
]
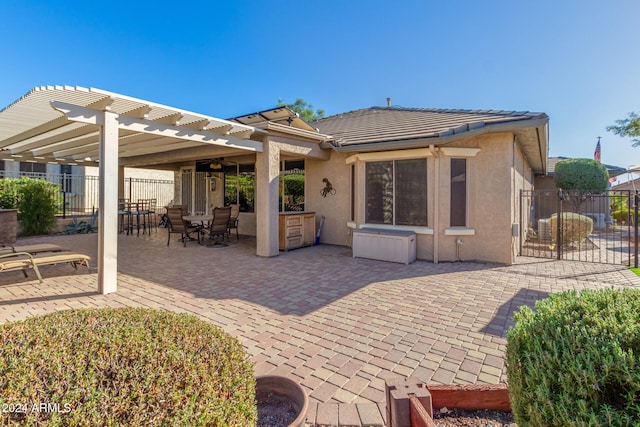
[
  {"left": 224, "top": 163, "right": 255, "bottom": 212},
  {"left": 350, "top": 164, "right": 355, "bottom": 222},
  {"left": 450, "top": 158, "right": 467, "bottom": 226},
  {"left": 280, "top": 159, "right": 304, "bottom": 212},
  {"left": 20, "top": 162, "right": 46, "bottom": 175},
  {"left": 365, "top": 159, "right": 427, "bottom": 226}
]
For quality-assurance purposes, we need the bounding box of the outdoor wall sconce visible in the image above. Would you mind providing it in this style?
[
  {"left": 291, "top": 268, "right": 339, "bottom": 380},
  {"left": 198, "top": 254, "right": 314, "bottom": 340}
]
[{"left": 321, "top": 178, "right": 336, "bottom": 198}]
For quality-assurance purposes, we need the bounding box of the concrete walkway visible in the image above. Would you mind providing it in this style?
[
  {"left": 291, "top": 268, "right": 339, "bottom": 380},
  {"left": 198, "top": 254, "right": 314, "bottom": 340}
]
[{"left": 1, "top": 232, "right": 639, "bottom": 426}]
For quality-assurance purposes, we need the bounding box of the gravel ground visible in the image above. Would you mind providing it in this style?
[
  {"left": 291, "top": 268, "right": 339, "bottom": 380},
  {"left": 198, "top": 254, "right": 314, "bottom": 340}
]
[{"left": 432, "top": 408, "right": 516, "bottom": 426}]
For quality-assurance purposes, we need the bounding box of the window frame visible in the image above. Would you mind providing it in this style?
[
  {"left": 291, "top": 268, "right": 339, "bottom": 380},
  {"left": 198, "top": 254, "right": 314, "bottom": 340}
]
[
  {"left": 223, "top": 162, "right": 255, "bottom": 213},
  {"left": 364, "top": 157, "right": 428, "bottom": 228},
  {"left": 450, "top": 157, "right": 467, "bottom": 227}
]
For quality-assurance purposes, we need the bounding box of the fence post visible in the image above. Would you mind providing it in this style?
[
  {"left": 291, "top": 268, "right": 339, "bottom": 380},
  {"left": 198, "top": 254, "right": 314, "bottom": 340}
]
[
  {"left": 635, "top": 191, "right": 638, "bottom": 268},
  {"left": 557, "top": 189, "right": 563, "bottom": 260}
]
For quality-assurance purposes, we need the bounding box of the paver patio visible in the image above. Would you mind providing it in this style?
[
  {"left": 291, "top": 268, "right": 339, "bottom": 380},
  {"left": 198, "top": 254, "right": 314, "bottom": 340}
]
[{"left": 1, "top": 231, "right": 639, "bottom": 426}]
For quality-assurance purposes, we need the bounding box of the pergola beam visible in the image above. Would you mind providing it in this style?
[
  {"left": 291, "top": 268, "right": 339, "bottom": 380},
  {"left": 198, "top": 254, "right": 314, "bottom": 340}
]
[
  {"left": 32, "top": 131, "right": 100, "bottom": 156},
  {"left": 8, "top": 123, "right": 97, "bottom": 154},
  {"left": 51, "top": 101, "right": 263, "bottom": 152}
]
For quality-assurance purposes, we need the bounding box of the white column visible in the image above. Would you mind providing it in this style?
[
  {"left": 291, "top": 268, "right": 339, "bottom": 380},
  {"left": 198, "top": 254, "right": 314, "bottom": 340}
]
[
  {"left": 98, "top": 111, "right": 119, "bottom": 294},
  {"left": 255, "top": 139, "right": 280, "bottom": 257}
]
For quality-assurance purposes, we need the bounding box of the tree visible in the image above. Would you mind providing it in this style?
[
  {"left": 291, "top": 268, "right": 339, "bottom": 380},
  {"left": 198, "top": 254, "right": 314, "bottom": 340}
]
[
  {"left": 554, "top": 158, "right": 609, "bottom": 192},
  {"left": 276, "top": 98, "right": 325, "bottom": 122},
  {"left": 554, "top": 158, "right": 609, "bottom": 213},
  {"left": 607, "top": 112, "right": 640, "bottom": 146}
]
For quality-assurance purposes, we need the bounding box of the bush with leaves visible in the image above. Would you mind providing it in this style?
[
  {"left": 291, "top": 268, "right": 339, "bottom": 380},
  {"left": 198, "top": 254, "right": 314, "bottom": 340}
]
[
  {"left": 549, "top": 212, "right": 593, "bottom": 245},
  {"left": 506, "top": 288, "right": 640, "bottom": 426},
  {"left": 554, "top": 158, "right": 609, "bottom": 193},
  {"left": 0, "top": 177, "right": 23, "bottom": 209},
  {"left": 15, "top": 178, "right": 59, "bottom": 236},
  {"left": 0, "top": 177, "right": 60, "bottom": 235},
  {"left": 0, "top": 308, "right": 256, "bottom": 426}
]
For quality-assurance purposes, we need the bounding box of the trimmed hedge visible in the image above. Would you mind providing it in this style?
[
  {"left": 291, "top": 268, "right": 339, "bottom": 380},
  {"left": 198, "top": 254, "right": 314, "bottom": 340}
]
[
  {"left": 506, "top": 288, "right": 640, "bottom": 426},
  {"left": 549, "top": 212, "right": 593, "bottom": 245},
  {"left": 0, "top": 177, "right": 60, "bottom": 235},
  {"left": 0, "top": 308, "right": 256, "bottom": 426}
]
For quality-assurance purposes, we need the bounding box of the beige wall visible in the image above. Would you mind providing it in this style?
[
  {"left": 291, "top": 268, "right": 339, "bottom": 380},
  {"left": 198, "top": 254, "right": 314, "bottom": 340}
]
[
  {"left": 305, "top": 151, "right": 352, "bottom": 247},
  {"left": 435, "top": 134, "right": 514, "bottom": 263},
  {"left": 167, "top": 130, "right": 537, "bottom": 265},
  {"left": 307, "top": 132, "right": 536, "bottom": 265}
]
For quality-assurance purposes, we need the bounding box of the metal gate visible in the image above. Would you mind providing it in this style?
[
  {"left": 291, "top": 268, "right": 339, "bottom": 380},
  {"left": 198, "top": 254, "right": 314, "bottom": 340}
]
[{"left": 520, "top": 189, "right": 638, "bottom": 266}]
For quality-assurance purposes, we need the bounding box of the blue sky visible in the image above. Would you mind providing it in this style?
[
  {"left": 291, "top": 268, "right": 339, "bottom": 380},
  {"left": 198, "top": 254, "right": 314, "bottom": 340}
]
[{"left": 2, "top": 1, "right": 639, "bottom": 178}]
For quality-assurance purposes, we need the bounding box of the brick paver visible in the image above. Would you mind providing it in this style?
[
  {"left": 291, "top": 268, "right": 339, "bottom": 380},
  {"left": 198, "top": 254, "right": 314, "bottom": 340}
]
[{"left": 1, "top": 232, "right": 639, "bottom": 426}]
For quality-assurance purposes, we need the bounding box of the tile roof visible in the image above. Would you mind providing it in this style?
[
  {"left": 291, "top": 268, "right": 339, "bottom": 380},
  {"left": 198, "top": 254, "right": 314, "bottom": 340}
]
[{"left": 313, "top": 106, "right": 547, "bottom": 147}]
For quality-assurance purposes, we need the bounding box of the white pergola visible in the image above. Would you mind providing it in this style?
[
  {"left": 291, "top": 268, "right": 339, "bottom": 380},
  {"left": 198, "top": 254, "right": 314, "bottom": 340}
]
[{"left": 0, "top": 86, "right": 262, "bottom": 294}]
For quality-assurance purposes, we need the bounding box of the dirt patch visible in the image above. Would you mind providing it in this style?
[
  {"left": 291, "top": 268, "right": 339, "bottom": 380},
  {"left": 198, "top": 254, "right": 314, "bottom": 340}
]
[
  {"left": 432, "top": 408, "right": 516, "bottom": 426},
  {"left": 257, "top": 394, "right": 298, "bottom": 427}
]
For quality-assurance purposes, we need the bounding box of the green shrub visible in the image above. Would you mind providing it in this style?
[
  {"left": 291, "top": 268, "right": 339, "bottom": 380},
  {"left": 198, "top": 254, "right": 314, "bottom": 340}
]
[
  {"left": 613, "top": 208, "right": 630, "bottom": 224},
  {"left": 549, "top": 212, "right": 593, "bottom": 245},
  {"left": 0, "top": 308, "right": 256, "bottom": 426},
  {"left": 554, "top": 158, "right": 609, "bottom": 193},
  {"left": 0, "top": 177, "right": 23, "bottom": 209},
  {"left": 16, "top": 178, "right": 59, "bottom": 236},
  {"left": 506, "top": 288, "right": 640, "bottom": 426},
  {"left": 0, "top": 177, "right": 60, "bottom": 235}
]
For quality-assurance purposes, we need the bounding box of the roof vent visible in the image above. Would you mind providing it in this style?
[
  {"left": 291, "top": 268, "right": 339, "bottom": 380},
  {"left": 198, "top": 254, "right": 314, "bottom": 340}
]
[{"left": 386, "top": 97, "right": 392, "bottom": 108}]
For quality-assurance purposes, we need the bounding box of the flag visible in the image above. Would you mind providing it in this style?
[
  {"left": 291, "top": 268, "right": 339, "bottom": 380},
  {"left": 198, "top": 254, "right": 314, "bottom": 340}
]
[{"left": 594, "top": 138, "right": 601, "bottom": 162}]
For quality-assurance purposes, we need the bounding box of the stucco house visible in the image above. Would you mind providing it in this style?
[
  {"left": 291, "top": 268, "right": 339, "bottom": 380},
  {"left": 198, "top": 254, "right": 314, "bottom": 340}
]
[
  {"left": 173, "top": 106, "right": 549, "bottom": 265},
  {"left": 0, "top": 86, "right": 548, "bottom": 293},
  {"left": 307, "top": 107, "right": 549, "bottom": 264}
]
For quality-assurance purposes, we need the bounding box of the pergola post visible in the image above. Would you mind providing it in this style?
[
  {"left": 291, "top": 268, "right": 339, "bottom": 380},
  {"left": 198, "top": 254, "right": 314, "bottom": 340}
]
[
  {"left": 98, "top": 111, "right": 119, "bottom": 294},
  {"left": 255, "top": 139, "right": 280, "bottom": 257}
]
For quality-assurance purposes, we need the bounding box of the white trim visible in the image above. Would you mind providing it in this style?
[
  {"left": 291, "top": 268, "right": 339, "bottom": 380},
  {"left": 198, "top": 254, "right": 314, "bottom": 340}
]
[
  {"left": 361, "top": 223, "right": 433, "bottom": 235},
  {"left": 345, "top": 148, "right": 432, "bottom": 164},
  {"left": 444, "top": 227, "right": 475, "bottom": 236},
  {"left": 347, "top": 221, "right": 357, "bottom": 229},
  {"left": 97, "top": 111, "right": 118, "bottom": 294},
  {"left": 439, "top": 147, "right": 481, "bottom": 157},
  {"left": 50, "top": 101, "right": 263, "bottom": 153}
]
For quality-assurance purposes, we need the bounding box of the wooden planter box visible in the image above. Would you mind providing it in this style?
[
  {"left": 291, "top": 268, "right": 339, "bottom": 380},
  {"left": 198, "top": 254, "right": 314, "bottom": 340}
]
[
  {"left": 385, "top": 378, "right": 510, "bottom": 427},
  {"left": 409, "top": 384, "right": 510, "bottom": 427}
]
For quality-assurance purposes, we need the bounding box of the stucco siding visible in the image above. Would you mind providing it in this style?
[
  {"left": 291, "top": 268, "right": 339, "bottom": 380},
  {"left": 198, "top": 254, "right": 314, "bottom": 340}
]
[
  {"left": 305, "top": 151, "right": 352, "bottom": 247},
  {"left": 434, "top": 133, "right": 513, "bottom": 264}
]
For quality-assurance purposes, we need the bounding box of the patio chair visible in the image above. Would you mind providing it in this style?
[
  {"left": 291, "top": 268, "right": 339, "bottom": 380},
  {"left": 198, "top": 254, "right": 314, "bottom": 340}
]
[
  {"left": 148, "top": 198, "right": 158, "bottom": 230},
  {"left": 227, "top": 204, "right": 240, "bottom": 240},
  {"left": 204, "top": 206, "right": 232, "bottom": 246},
  {"left": 166, "top": 207, "right": 191, "bottom": 247}
]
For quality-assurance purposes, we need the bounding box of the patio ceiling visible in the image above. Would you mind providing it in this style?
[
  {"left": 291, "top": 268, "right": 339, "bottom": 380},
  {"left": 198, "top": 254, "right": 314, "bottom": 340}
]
[{"left": 0, "top": 86, "right": 262, "bottom": 167}]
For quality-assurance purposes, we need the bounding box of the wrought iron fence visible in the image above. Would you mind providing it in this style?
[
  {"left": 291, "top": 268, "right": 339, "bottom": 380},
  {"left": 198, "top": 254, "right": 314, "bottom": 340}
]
[
  {"left": 520, "top": 189, "right": 638, "bottom": 266},
  {"left": 0, "top": 171, "right": 175, "bottom": 217}
]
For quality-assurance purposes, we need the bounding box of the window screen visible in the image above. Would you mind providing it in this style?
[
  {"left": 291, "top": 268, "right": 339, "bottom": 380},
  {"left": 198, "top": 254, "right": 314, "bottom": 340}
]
[
  {"left": 450, "top": 158, "right": 467, "bottom": 226},
  {"left": 395, "top": 159, "right": 427, "bottom": 226},
  {"left": 365, "top": 161, "right": 393, "bottom": 224},
  {"left": 365, "top": 159, "right": 427, "bottom": 226}
]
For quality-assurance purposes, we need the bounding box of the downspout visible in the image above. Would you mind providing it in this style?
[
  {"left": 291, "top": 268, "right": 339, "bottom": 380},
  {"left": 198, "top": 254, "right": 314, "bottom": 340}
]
[{"left": 429, "top": 144, "right": 440, "bottom": 264}]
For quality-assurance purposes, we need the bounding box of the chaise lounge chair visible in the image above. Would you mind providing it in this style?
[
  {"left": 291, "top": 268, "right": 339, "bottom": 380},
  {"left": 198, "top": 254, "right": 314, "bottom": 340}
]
[
  {"left": 0, "top": 251, "right": 91, "bottom": 283},
  {"left": 0, "top": 243, "right": 66, "bottom": 256}
]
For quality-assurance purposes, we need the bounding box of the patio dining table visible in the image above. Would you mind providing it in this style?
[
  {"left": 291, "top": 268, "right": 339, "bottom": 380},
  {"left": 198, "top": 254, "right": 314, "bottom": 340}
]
[{"left": 182, "top": 214, "right": 212, "bottom": 243}]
